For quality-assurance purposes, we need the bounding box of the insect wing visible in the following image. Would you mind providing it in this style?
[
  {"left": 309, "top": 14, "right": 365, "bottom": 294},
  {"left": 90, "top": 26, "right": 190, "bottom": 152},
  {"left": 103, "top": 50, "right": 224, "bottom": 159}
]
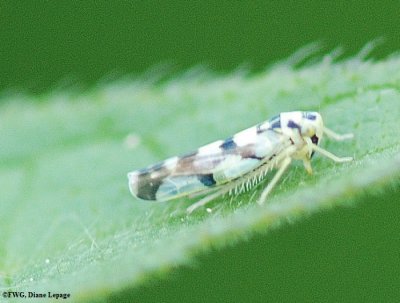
[{"left": 129, "top": 124, "right": 289, "bottom": 202}]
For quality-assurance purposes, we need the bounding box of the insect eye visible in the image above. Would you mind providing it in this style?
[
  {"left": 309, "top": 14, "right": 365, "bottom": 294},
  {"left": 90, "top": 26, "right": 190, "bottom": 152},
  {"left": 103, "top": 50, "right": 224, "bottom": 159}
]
[{"left": 311, "top": 134, "right": 319, "bottom": 145}]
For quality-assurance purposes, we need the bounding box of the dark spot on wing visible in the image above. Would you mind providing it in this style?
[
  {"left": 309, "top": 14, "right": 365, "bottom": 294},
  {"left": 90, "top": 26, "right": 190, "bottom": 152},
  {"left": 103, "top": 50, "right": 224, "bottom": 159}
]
[
  {"left": 135, "top": 174, "right": 164, "bottom": 200},
  {"left": 310, "top": 151, "right": 316, "bottom": 158},
  {"left": 287, "top": 120, "right": 301, "bottom": 130},
  {"left": 304, "top": 112, "right": 317, "bottom": 120},
  {"left": 234, "top": 145, "right": 263, "bottom": 160},
  {"left": 135, "top": 161, "right": 173, "bottom": 200},
  {"left": 220, "top": 137, "right": 237, "bottom": 151},
  {"left": 270, "top": 117, "right": 281, "bottom": 129},
  {"left": 198, "top": 174, "right": 216, "bottom": 187}
]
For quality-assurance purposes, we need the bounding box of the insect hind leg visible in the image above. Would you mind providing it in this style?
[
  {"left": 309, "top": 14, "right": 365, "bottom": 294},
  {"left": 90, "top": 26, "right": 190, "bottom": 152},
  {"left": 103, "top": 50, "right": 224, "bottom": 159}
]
[
  {"left": 186, "top": 187, "right": 230, "bottom": 214},
  {"left": 257, "top": 157, "right": 292, "bottom": 205},
  {"left": 186, "top": 174, "right": 255, "bottom": 214},
  {"left": 187, "top": 155, "right": 293, "bottom": 213}
]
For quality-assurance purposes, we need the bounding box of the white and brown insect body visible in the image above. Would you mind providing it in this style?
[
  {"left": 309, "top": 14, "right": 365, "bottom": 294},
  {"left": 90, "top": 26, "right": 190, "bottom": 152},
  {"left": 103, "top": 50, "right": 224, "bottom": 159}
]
[{"left": 128, "top": 111, "right": 353, "bottom": 213}]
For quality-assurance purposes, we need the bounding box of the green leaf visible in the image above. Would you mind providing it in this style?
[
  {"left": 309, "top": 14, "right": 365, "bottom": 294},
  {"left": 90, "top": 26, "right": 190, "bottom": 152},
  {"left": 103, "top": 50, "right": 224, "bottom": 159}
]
[{"left": 1, "top": 55, "right": 400, "bottom": 302}]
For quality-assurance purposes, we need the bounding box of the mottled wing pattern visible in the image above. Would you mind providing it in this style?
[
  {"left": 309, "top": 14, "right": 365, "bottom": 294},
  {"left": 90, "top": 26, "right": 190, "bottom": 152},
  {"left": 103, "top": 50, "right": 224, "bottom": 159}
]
[{"left": 128, "top": 115, "right": 290, "bottom": 201}]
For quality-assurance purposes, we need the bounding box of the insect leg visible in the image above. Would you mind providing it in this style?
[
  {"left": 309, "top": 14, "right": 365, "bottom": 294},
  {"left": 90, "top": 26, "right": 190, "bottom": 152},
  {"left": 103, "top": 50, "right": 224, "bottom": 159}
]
[
  {"left": 186, "top": 171, "right": 257, "bottom": 213},
  {"left": 323, "top": 127, "right": 353, "bottom": 141},
  {"left": 257, "top": 157, "right": 292, "bottom": 205},
  {"left": 188, "top": 188, "right": 219, "bottom": 200},
  {"left": 186, "top": 187, "right": 230, "bottom": 214},
  {"left": 311, "top": 144, "right": 353, "bottom": 162}
]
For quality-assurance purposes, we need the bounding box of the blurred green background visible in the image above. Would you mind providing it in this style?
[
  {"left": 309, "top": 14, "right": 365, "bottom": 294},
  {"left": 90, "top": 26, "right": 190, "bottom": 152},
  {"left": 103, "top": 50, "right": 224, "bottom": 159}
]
[
  {"left": 1, "top": 0, "right": 400, "bottom": 93},
  {"left": 1, "top": 2, "right": 400, "bottom": 302}
]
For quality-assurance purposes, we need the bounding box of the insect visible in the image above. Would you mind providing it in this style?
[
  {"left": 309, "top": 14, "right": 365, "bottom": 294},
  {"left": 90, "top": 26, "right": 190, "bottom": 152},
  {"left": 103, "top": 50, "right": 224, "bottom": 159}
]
[{"left": 128, "top": 111, "right": 353, "bottom": 213}]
